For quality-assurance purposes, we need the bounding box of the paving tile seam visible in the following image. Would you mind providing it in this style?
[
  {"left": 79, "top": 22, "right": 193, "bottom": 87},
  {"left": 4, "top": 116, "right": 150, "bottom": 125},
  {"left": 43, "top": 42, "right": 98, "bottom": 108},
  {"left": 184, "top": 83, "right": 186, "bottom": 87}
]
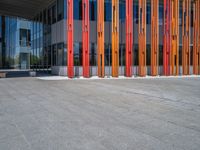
[
  {"left": 50, "top": 81, "right": 198, "bottom": 131},
  {"left": 88, "top": 81, "right": 200, "bottom": 111},
  {"left": 41, "top": 89, "right": 200, "bottom": 141},
  {"left": 79, "top": 82, "right": 200, "bottom": 117},
  {"left": 71, "top": 85, "right": 200, "bottom": 134}
]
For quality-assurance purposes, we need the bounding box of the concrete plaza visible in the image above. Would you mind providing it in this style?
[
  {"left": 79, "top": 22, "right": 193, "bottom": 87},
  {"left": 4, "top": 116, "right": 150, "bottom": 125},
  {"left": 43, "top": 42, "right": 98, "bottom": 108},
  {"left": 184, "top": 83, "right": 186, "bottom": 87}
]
[{"left": 0, "top": 77, "right": 200, "bottom": 150}]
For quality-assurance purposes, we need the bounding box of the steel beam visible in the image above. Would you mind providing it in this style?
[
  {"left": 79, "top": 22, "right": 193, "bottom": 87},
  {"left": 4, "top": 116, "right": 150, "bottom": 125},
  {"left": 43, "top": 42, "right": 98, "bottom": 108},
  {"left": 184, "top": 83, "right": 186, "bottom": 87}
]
[
  {"left": 82, "top": 0, "right": 90, "bottom": 78},
  {"left": 138, "top": 0, "right": 146, "bottom": 77},
  {"left": 125, "top": 0, "right": 133, "bottom": 77},
  {"left": 97, "top": 0, "right": 105, "bottom": 77},
  {"left": 193, "top": 0, "right": 200, "bottom": 75},
  {"left": 163, "top": 0, "right": 170, "bottom": 76},
  {"left": 112, "top": 0, "right": 119, "bottom": 77},
  {"left": 67, "top": 0, "right": 74, "bottom": 78},
  {"left": 182, "top": 0, "right": 190, "bottom": 75},
  {"left": 151, "top": 0, "right": 159, "bottom": 76},
  {"left": 170, "top": 0, "right": 179, "bottom": 75}
]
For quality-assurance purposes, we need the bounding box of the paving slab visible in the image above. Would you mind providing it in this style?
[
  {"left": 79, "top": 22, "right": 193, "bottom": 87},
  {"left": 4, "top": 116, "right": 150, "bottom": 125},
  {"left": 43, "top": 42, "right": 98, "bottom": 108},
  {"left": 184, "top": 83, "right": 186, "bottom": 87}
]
[{"left": 0, "top": 77, "right": 200, "bottom": 150}]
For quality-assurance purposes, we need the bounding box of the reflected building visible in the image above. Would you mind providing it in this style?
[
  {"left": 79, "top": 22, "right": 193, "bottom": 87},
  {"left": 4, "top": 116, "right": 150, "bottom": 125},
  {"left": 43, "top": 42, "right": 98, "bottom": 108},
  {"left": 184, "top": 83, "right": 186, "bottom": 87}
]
[{"left": 0, "top": 16, "right": 31, "bottom": 69}]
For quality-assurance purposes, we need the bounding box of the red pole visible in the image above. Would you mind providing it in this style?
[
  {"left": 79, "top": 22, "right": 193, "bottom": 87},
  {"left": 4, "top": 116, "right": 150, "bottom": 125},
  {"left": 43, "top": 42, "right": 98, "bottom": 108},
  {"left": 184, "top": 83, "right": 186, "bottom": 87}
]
[
  {"left": 163, "top": 0, "right": 170, "bottom": 76},
  {"left": 126, "top": 0, "right": 133, "bottom": 77},
  {"left": 67, "top": 0, "right": 74, "bottom": 78},
  {"left": 82, "top": 0, "right": 90, "bottom": 78}
]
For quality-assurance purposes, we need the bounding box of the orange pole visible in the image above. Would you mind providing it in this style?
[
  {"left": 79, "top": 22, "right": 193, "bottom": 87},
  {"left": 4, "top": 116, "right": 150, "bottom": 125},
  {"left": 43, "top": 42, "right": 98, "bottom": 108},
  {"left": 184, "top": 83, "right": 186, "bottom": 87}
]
[
  {"left": 138, "top": 0, "right": 146, "bottom": 77},
  {"left": 126, "top": 0, "right": 133, "bottom": 77},
  {"left": 112, "top": 0, "right": 119, "bottom": 77},
  {"left": 170, "top": 0, "right": 179, "bottom": 75},
  {"left": 151, "top": 0, "right": 159, "bottom": 76},
  {"left": 67, "top": 0, "right": 74, "bottom": 78},
  {"left": 193, "top": 0, "right": 200, "bottom": 75},
  {"left": 182, "top": 0, "right": 190, "bottom": 75},
  {"left": 97, "top": 0, "right": 105, "bottom": 77},
  {"left": 199, "top": 1, "right": 200, "bottom": 75},
  {"left": 163, "top": 0, "right": 171, "bottom": 76}
]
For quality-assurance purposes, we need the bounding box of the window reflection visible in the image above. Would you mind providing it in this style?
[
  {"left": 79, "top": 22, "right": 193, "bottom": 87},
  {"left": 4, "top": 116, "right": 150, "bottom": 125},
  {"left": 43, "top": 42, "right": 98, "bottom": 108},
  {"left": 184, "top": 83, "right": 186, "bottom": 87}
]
[
  {"left": 20, "top": 29, "right": 31, "bottom": 47},
  {"left": 57, "top": 0, "right": 64, "bottom": 21},
  {"left": 74, "top": 0, "right": 82, "bottom": 20},
  {"left": 105, "top": 0, "right": 112, "bottom": 22},
  {"left": 74, "top": 42, "right": 82, "bottom": 66},
  {"left": 90, "top": 43, "right": 97, "bottom": 66}
]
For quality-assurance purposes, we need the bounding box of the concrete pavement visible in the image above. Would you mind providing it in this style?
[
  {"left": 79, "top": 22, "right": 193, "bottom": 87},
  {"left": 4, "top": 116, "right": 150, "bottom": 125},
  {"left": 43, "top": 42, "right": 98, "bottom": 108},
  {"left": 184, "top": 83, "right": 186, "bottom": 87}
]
[{"left": 0, "top": 77, "right": 200, "bottom": 150}]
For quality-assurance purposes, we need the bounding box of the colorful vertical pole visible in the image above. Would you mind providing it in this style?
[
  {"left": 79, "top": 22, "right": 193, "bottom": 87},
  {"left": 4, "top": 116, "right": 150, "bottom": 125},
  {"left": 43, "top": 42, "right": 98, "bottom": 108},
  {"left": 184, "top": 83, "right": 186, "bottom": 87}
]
[
  {"left": 97, "top": 0, "right": 105, "bottom": 77},
  {"left": 126, "top": 0, "right": 133, "bottom": 77},
  {"left": 138, "top": 0, "right": 146, "bottom": 77},
  {"left": 151, "top": 0, "right": 159, "bottom": 76},
  {"left": 182, "top": 0, "right": 190, "bottom": 75},
  {"left": 163, "top": 0, "right": 170, "bottom": 76},
  {"left": 82, "top": 0, "right": 90, "bottom": 78},
  {"left": 193, "top": 0, "right": 200, "bottom": 75},
  {"left": 198, "top": 0, "right": 200, "bottom": 75},
  {"left": 67, "top": 0, "right": 74, "bottom": 78},
  {"left": 112, "top": 0, "right": 119, "bottom": 77},
  {"left": 170, "top": 0, "right": 179, "bottom": 75}
]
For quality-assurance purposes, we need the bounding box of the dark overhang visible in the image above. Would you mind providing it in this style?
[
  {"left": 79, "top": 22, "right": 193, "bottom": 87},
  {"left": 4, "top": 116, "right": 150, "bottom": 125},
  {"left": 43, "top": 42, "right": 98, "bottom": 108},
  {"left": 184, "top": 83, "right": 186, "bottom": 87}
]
[
  {"left": 0, "top": 0, "right": 190, "bottom": 20},
  {"left": 0, "top": 0, "right": 55, "bottom": 20}
]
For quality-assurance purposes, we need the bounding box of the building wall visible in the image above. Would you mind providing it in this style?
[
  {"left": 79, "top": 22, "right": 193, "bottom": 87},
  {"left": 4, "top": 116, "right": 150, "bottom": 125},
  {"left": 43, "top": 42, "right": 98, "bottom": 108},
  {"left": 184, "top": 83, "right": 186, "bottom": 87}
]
[{"left": 30, "top": 0, "right": 198, "bottom": 76}]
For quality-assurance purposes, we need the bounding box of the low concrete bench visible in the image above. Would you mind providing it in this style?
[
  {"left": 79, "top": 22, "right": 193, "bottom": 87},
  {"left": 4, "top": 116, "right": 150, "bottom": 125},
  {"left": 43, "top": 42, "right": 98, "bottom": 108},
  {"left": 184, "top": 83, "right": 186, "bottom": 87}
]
[
  {"left": 0, "top": 72, "right": 7, "bottom": 78},
  {"left": 29, "top": 71, "right": 36, "bottom": 77}
]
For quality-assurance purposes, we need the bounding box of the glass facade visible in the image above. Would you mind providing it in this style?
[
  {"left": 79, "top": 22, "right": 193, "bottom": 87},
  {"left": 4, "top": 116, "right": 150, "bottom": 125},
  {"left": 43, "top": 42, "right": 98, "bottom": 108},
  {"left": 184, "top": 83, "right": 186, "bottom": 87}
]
[
  {"left": 31, "top": 0, "right": 66, "bottom": 70},
  {"left": 0, "top": 16, "right": 31, "bottom": 69}
]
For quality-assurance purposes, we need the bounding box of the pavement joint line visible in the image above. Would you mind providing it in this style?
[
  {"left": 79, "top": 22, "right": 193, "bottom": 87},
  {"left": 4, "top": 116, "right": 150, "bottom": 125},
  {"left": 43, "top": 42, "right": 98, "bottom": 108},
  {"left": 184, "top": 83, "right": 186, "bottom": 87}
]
[
  {"left": 82, "top": 82, "right": 200, "bottom": 134},
  {"left": 53, "top": 82, "right": 200, "bottom": 135},
  {"left": 88, "top": 81, "right": 200, "bottom": 110}
]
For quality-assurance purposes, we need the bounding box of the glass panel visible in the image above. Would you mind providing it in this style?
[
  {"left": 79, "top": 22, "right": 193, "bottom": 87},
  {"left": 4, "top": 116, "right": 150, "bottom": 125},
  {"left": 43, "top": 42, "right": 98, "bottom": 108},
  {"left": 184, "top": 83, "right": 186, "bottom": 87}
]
[
  {"left": 90, "top": 43, "right": 97, "bottom": 66},
  {"left": 119, "top": 44, "right": 125, "bottom": 66},
  {"left": 74, "top": 0, "right": 82, "bottom": 20},
  {"left": 119, "top": 1, "right": 125, "bottom": 22},
  {"left": 20, "top": 29, "right": 31, "bottom": 47},
  {"left": 104, "top": 0, "right": 112, "bottom": 21},
  {"left": 134, "top": 3, "right": 138, "bottom": 24},
  {"left": 146, "top": 4, "right": 151, "bottom": 24},
  {"left": 90, "top": 0, "right": 97, "bottom": 21},
  {"left": 52, "top": 5, "right": 57, "bottom": 24},
  {"left": 159, "top": 5, "right": 163, "bottom": 25},
  {"left": 48, "top": 8, "right": 52, "bottom": 25},
  {"left": 57, "top": 43, "right": 64, "bottom": 66},
  {"left": 105, "top": 43, "right": 111, "bottom": 66},
  {"left": 52, "top": 44, "right": 57, "bottom": 66},
  {"left": 74, "top": 42, "right": 82, "bottom": 66},
  {"left": 57, "top": 0, "right": 64, "bottom": 21}
]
